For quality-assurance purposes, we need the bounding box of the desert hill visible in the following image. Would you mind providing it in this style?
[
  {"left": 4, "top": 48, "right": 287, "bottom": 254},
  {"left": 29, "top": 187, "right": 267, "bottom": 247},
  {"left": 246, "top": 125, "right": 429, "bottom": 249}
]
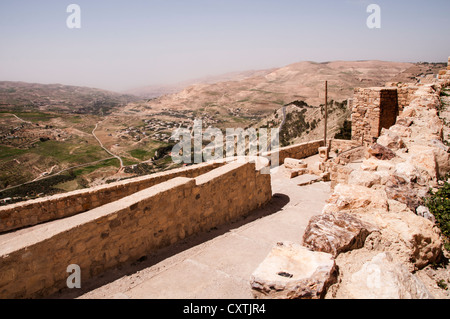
[
  {"left": 0, "top": 81, "right": 138, "bottom": 115},
  {"left": 123, "top": 69, "right": 276, "bottom": 99},
  {"left": 119, "top": 60, "right": 414, "bottom": 124},
  {"left": 0, "top": 59, "right": 444, "bottom": 203}
]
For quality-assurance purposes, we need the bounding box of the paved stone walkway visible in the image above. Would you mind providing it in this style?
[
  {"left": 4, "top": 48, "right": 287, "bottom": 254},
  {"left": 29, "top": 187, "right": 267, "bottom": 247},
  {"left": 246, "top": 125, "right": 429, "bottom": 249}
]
[{"left": 50, "top": 155, "right": 331, "bottom": 299}]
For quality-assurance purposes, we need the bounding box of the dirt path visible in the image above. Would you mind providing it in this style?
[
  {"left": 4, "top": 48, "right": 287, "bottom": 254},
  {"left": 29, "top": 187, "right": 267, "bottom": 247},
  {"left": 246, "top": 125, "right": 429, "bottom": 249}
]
[
  {"left": 92, "top": 122, "right": 124, "bottom": 171},
  {"left": 0, "top": 157, "right": 116, "bottom": 193},
  {"left": 10, "top": 113, "right": 33, "bottom": 125}
]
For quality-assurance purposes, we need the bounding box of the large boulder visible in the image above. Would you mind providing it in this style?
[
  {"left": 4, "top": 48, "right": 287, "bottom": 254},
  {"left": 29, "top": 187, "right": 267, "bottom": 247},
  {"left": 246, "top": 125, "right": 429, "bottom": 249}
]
[
  {"left": 347, "top": 170, "right": 381, "bottom": 188},
  {"left": 302, "top": 212, "right": 379, "bottom": 257},
  {"left": 337, "top": 252, "right": 434, "bottom": 299},
  {"left": 366, "top": 143, "right": 396, "bottom": 161},
  {"left": 394, "top": 161, "right": 422, "bottom": 183},
  {"left": 384, "top": 174, "right": 428, "bottom": 211},
  {"left": 326, "top": 184, "right": 389, "bottom": 212},
  {"left": 250, "top": 242, "right": 337, "bottom": 299},
  {"left": 358, "top": 205, "right": 442, "bottom": 270},
  {"left": 377, "top": 129, "right": 406, "bottom": 150},
  {"left": 410, "top": 147, "right": 439, "bottom": 181},
  {"left": 429, "top": 141, "right": 450, "bottom": 178}
]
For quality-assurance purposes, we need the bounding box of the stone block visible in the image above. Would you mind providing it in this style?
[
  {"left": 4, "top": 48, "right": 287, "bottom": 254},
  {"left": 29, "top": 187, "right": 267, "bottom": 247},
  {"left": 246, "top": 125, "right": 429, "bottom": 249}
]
[
  {"left": 361, "top": 158, "right": 379, "bottom": 171},
  {"left": 327, "top": 184, "right": 389, "bottom": 212},
  {"left": 284, "top": 168, "right": 298, "bottom": 179},
  {"left": 250, "top": 242, "right": 337, "bottom": 299},
  {"left": 348, "top": 170, "right": 381, "bottom": 188},
  {"left": 366, "top": 143, "right": 396, "bottom": 161},
  {"left": 303, "top": 212, "right": 379, "bottom": 257},
  {"left": 284, "top": 158, "right": 307, "bottom": 169},
  {"left": 320, "top": 172, "right": 331, "bottom": 182},
  {"left": 308, "top": 161, "right": 324, "bottom": 175},
  {"left": 377, "top": 129, "right": 406, "bottom": 150},
  {"left": 318, "top": 147, "right": 329, "bottom": 161}
]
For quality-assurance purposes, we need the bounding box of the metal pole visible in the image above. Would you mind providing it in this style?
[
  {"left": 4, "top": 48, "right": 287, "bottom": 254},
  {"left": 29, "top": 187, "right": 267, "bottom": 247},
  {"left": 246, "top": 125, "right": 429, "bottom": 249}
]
[{"left": 324, "top": 81, "right": 328, "bottom": 147}]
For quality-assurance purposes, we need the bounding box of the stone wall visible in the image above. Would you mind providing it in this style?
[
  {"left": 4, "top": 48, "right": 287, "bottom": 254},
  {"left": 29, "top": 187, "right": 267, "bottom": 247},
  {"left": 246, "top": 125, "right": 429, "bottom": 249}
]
[
  {"left": 0, "top": 160, "right": 272, "bottom": 298},
  {"left": 262, "top": 139, "right": 324, "bottom": 165},
  {"left": 351, "top": 87, "right": 399, "bottom": 144},
  {"left": 398, "top": 86, "right": 420, "bottom": 113},
  {"left": 0, "top": 161, "right": 227, "bottom": 234},
  {"left": 437, "top": 57, "right": 450, "bottom": 81},
  {"left": 0, "top": 139, "right": 327, "bottom": 234}
]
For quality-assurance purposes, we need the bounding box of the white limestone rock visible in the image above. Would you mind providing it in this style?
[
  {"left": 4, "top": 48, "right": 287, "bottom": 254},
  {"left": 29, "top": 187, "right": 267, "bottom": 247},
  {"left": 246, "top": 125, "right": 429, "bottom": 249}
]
[
  {"left": 347, "top": 170, "right": 381, "bottom": 188},
  {"left": 327, "top": 184, "right": 389, "bottom": 212},
  {"left": 416, "top": 205, "right": 436, "bottom": 223},
  {"left": 250, "top": 242, "right": 337, "bottom": 299},
  {"left": 377, "top": 128, "right": 406, "bottom": 150},
  {"left": 343, "top": 252, "right": 434, "bottom": 299}
]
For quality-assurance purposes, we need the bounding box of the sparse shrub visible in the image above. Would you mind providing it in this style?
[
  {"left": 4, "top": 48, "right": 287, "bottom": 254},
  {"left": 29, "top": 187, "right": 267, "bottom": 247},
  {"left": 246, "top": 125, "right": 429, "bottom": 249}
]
[
  {"left": 425, "top": 182, "right": 450, "bottom": 250},
  {"left": 437, "top": 279, "right": 448, "bottom": 290},
  {"left": 286, "top": 100, "right": 309, "bottom": 108},
  {"left": 334, "top": 120, "right": 352, "bottom": 140}
]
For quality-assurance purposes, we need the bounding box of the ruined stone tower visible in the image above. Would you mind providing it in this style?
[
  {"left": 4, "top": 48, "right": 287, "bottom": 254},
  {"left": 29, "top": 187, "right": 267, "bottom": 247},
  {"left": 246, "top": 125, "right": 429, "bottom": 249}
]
[{"left": 351, "top": 87, "right": 399, "bottom": 144}]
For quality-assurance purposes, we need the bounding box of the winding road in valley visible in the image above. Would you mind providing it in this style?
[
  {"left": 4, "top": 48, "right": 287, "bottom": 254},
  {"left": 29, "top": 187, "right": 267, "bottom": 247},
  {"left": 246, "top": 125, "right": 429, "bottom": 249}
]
[{"left": 92, "top": 122, "right": 124, "bottom": 171}]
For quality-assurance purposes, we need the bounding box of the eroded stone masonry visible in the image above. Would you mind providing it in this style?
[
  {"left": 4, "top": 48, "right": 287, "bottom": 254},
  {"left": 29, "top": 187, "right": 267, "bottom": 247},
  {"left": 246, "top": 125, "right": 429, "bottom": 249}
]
[{"left": 251, "top": 57, "right": 450, "bottom": 299}]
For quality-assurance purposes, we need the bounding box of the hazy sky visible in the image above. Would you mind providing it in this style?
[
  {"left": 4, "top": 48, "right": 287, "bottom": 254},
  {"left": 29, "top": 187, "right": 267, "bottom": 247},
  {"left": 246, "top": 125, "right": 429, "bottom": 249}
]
[{"left": 1, "top": 0, "right": 449, "bottom": 92}]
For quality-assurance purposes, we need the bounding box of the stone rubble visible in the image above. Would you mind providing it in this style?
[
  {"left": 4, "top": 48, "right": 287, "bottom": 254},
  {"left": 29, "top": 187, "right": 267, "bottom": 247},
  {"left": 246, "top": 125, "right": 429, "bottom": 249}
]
[{"left": 251, "top": 57, "right": 450, "bottom": 299}]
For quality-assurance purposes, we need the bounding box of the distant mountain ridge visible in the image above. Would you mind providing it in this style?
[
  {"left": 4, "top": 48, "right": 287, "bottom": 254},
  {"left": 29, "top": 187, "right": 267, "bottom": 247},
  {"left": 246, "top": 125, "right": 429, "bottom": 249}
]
[
  {"left": 0, "top": 81, "right": 138, "bottom": 115},
  {"left": 123, "top": 69, "right": 276, "bottom": 99},
  {"left": 120, "top": 60, "right": 416, "bottom": 119}
]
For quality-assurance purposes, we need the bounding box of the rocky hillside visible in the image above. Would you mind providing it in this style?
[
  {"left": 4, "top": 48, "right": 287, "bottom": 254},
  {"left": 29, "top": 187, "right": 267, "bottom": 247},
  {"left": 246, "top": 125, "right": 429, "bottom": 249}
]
[
  {"left": 117, "top": 60, "right": 417, "bottom": 144},
  {"left": 257, "top": 99, "right": 350, "bottom": 147}
]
